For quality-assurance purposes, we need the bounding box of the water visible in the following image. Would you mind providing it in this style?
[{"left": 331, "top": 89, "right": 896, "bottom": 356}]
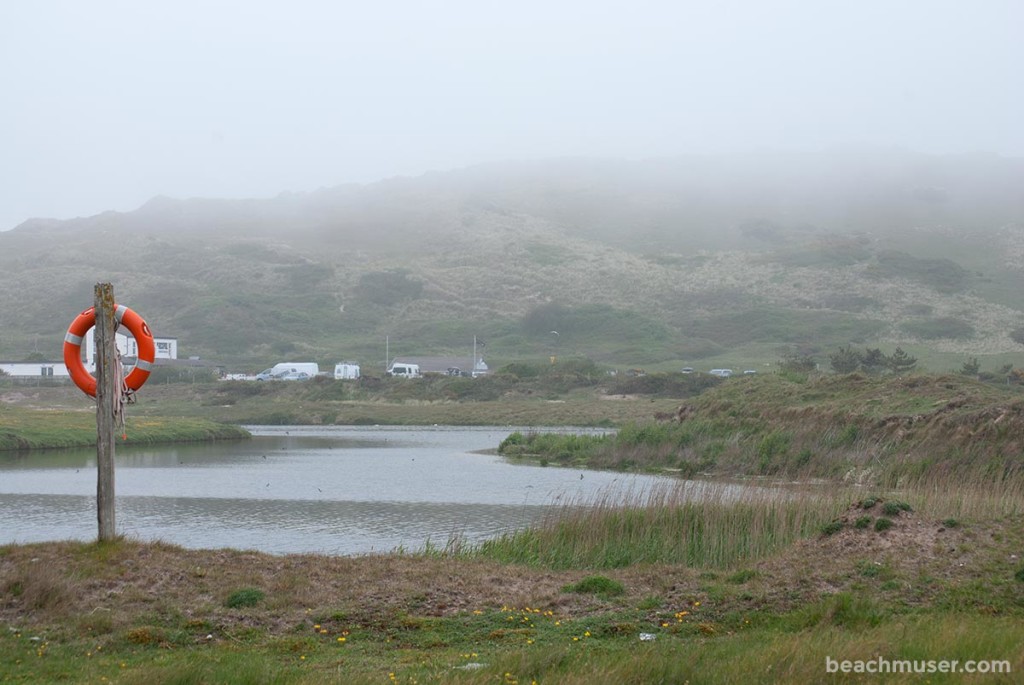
[{"left": 0, "top": 426, "right": 676, "bottom": 555}]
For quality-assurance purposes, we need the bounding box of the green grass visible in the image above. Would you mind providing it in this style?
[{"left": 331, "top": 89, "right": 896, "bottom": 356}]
[
  {"left": 495, "top": 372, "right": 1024, "bottom": 484},
  {"left": 225, "top": 587, "right": 266, "bottom": 608},
  {"left": 0, "top": 404, "right": 249, "bottom": 450},
  {"left": 562, "top": 575, "right": 625, "bottom": 597},
  {"left": 473, "top": 484, "right": 848, "bottom": 569},
  {"left": 2, "top": 590, "right": 1021, "bottom": 684}
]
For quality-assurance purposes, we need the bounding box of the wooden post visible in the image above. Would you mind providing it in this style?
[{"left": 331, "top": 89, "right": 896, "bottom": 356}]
[{"left": 94, "top": 283, "right": 117, "bottom": 541}]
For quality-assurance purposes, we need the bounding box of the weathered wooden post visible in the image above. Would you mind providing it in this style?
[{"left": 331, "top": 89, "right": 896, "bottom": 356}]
[{"left": 94, "top": 283, "right": 118, "bottom": 541}]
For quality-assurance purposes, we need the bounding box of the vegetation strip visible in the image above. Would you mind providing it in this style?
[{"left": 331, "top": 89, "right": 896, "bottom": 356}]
[{"left": 0, "top": 405, "right": 249, "bottom": 450}]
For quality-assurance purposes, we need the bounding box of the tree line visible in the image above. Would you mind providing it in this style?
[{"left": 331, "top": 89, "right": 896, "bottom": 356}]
[{"left": 828, "top": 346, "right": 918, "bottom": 375}]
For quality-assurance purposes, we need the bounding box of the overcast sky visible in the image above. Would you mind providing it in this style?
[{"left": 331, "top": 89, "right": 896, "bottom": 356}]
[{"left": 1, "top": 0, "right": 1022, "bottom": 231}]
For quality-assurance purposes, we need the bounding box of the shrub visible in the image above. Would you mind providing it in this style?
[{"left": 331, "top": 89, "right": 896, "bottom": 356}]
[
  {"left": 562, "top": 575, "right": 625, "bottom": 597},
  {"left": 881, "top": 502, "right": 902, "bottom": 516},
  {"left": 821, "top": 520, "right": 844, "bottom": 536},
  {"left": 882, "top": 501, "right": 912, "bottom": 516},
  {"left": 874, "top": 518, "right": 895, "bottom": 532},
  {"left": 959, "top": 358, "right": 980, "bottom": 376},
  {"left": 854, "top": 516, "right": 873, "bottom": 530},
  {"left": 499, "top": 432, "right": 525, "bottom": 451},
  {"left": 901, "top": 317, "right": 975, "bottom": 341},
  {"left": 874, "top": 250, "right": 970, "bottom": 293},
  {"left": 357, "top": 270, "right": 423, "bottom": 306},
  {"left": 829, "top": 346, "right": 863, "bottom": 374},
  {"left": 779, "top": 354, "right": 817, "bottom": 374},
  {"left": 726, "top": 569, "right": 757, "bottom": 584},
  {"left": 225, "top": 588, "right": 265, "bottom": 608}
]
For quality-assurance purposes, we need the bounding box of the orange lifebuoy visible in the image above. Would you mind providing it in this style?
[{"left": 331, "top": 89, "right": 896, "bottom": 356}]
[{"left": 63, "top": 304, "right": 156, "bottom": 397}]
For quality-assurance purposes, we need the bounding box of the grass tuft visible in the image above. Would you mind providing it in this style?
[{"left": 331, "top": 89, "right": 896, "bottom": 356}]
[
  {"left": 225, "top": 588, "right": 266, "bottom": 608},
  {"left": 561, "top": 576, "right": 625, "bottom": 597}
]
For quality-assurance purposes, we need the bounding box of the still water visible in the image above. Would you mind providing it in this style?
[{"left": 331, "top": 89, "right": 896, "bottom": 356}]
[{"left": 0, "top": 426, "right": 677, "bottom": 555}]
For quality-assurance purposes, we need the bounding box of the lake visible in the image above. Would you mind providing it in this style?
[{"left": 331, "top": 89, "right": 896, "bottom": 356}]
[{"left": 0, "top": 425, "right": 678, "bottom": 555}]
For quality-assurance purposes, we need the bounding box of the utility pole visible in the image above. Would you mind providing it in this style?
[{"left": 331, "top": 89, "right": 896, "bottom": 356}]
[{"left": 94, "top": 283, "right": 118, "bottom": 541}]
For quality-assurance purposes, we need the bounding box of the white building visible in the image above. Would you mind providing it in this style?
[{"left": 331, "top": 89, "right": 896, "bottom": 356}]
[
  {"left": 0, "top": 361, "right": 71, "bottom": 379},
  {"left": 84, "top": 330, "right": 178, "bottom": 368},
  {"left": 2, "top": 329, "right": 178, "bottom": 381}
]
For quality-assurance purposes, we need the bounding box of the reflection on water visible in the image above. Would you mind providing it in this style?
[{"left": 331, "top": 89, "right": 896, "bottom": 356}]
[
  {"left": 0, "top": 425, "right": 675, "bottom": 555},
  {"left": 2, "top": 493, "right": 552, "bottom": 555}
]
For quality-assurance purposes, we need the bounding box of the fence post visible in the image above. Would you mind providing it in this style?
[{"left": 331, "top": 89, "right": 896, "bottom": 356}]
[{"left": 94, "top": 283, "right": 117, "bottom": 541}]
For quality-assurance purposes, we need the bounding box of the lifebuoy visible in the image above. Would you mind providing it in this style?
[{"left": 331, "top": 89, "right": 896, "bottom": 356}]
[{"left": 63, "top": 304, "right": 156, "bottom": 397}]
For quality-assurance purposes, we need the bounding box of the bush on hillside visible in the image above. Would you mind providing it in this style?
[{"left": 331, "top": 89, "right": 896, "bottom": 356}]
[
  {"left": 357, "top": 270, "right": 423, "bottom": 306},
  {"left": 604, "top": 372, "right": 718, "bottom": 398},
  {"left": 900, "top": 317, "right": 975, "bottom": 341},
  {"left": 873, "top": 250, "right": 970, "bottom": 293}
]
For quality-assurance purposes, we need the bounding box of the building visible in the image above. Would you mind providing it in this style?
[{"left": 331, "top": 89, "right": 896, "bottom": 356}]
[
  {"left": 0, "top": 361, "right": 71, "bottom": 379},
  {"left": 84, "top": 330, "right": 178, "bottom": 369},
  {"left": 2, "top": 332, "right": 184, "bottom": 382}
]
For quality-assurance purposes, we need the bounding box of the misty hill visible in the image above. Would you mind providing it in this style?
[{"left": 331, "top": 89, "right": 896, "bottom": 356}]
[{"left": 2, "top": 150, "right": 1024, "bottom": 372}]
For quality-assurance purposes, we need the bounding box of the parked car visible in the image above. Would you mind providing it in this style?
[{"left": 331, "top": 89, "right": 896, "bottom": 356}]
[
  {"left": 709, "top": 369, "right": 734, "bottom": 378},
  {"left": 280, "top": 371, "right": 311, "bottom": 381},
  {"left": 256, "top": 362, "right": 319, "bottom": 380},
  {"left": 681, "top": 367, "right": 695, "bottom": 374}
]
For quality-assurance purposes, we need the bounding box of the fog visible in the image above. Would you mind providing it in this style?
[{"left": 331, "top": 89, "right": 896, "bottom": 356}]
[{"left": 2, "top": 0, "right": 1022, "bottom": 232}]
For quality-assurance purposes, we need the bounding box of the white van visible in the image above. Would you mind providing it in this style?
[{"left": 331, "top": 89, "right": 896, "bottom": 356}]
[
  {"left": 334, "top": 362, "right": 361, "bottom": 380},
  {"left": 709, "top": 368, "right": 734, "bottom": 378},
  {"left": 256, "top": 362, "right": 320, "bottom": 381},
  {"left": 387, "top": 363, "right": 421, "bottom": 378}
]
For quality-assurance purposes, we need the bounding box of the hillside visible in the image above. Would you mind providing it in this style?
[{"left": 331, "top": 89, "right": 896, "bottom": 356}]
[{"left": 2, "top": 151, "right": 1024, "bottom": 373}]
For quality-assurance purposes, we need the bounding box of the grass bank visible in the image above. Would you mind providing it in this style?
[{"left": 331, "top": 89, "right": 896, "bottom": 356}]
[
  {"left": 499, "top": 372, "right": 1024, "bottom": 485},
  {"left": 4, "top": 383, "right": 683, "bottom": 428},
  {"left": 0, "top": 404, "right": 249, "bottom": 450}
]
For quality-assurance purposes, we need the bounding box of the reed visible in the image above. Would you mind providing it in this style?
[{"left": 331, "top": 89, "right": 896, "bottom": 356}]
[
  {"left": 474, "top": 481, "right": 850, "bottom": 569},
  {"left": 471, "top": 472, "right": 1024, "bottom": 571},
  {"left": 895, "top": 472, "right": 1024, "bottom": 520}
]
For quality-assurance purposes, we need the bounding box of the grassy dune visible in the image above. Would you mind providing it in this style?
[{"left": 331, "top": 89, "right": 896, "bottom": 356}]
[{"left": 500, "top": 372, "right": 1024, "bottom": 484}]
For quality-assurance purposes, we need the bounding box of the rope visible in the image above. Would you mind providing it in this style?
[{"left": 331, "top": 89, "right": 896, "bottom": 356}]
[{"left": 111, "top": 341, "right": 135, "bottom": 440}]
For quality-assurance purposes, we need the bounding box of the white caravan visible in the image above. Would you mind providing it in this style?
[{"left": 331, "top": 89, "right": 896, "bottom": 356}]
[
  {"left": 387, "top": 362, "right": 421, "bottom": 378},
  {"left": 334, "top": 362, "right": 361, "bottom": 379}
]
